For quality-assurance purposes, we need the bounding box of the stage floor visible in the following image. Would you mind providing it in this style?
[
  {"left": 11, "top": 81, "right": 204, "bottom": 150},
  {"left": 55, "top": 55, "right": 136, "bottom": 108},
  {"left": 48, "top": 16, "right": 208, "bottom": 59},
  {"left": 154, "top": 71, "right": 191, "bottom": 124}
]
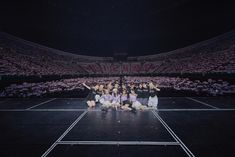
[{"left": 0, "top": 97, "right": 235, "bottom": 157}]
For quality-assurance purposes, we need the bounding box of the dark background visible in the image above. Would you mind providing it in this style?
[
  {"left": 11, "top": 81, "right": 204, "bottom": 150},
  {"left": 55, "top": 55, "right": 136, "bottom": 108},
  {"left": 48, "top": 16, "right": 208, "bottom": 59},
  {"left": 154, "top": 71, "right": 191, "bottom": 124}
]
[{"left": 0, "top": 0, "right": 234, "bottom": 56}]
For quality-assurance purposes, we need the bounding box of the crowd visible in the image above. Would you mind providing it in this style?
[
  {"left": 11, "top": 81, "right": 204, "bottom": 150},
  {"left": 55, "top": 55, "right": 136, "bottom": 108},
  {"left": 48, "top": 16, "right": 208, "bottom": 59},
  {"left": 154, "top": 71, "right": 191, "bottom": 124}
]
[
  {"left": 1, "top": 76, "right": 234, "bottom": 98},
  {"left": 1, "top": 32, "right": 235, "bottom": 101},
  {"left": 1, "top": 46, "right": 235, "bottom": 75},
  {"left": 124, "top": 76, "right": 235, "bottom": 96},
  {"left": 153, "top": 47, "right": 235, "bottom": 74},
  {"left": 0, "top": 47, "right": 85, "bottom": 76},
  {"left": 0, "top": 31, "right": 235, "bottom": 76},
  {"left": 0, "top": 77, "right": 119, "bottom": 98}
]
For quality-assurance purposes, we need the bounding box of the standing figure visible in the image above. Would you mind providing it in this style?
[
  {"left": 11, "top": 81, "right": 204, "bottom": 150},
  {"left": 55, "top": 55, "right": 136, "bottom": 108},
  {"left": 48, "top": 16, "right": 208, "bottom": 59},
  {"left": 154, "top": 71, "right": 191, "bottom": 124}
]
[{"left": 148, "top": 82, "right": 160, "bottom": 109}]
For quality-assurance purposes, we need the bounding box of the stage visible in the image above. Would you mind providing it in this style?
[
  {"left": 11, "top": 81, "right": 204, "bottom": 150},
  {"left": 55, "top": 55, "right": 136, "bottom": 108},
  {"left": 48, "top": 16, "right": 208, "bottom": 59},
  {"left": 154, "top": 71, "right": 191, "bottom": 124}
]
[{"left": 0, "top": 97, "right": 235, "bottom": 157}]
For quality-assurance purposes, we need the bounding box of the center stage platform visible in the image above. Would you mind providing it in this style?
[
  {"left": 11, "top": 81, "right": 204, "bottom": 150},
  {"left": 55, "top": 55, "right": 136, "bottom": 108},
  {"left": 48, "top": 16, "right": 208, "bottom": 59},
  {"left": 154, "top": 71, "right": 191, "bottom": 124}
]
[{"left": 0, "top": 97, "right": 235, "bottom": 157}]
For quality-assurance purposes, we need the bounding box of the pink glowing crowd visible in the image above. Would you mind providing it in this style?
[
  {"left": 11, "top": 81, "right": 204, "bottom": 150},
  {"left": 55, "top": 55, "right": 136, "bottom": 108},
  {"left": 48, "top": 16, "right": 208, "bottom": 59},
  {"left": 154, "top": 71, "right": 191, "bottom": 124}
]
[
  {"left": 1, "top": 77, "right": 234, "bottom": 98},
  {"left": 1, "top": 30, "right": 235, "bottom": 76}
]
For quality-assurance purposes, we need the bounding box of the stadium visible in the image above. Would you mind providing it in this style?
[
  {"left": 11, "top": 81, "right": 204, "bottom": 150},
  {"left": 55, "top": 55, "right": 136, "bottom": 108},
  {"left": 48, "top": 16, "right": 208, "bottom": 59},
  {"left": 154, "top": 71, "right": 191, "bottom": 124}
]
[{"left": 0, "top": 0, "right": 235, "bottom": 157}]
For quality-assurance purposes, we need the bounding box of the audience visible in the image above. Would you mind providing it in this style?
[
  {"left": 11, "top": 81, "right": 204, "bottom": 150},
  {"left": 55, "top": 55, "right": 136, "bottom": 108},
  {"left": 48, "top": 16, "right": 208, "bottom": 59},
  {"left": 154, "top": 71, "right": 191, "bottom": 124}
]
[
  {"left": 125, "top": 76, "right": 235, "bottom": 96},
  {"left": 0, "top": 31, "right": 235, "bottom": 75},
  {"left": 0, "top": 31, "right": 235, "bottom": 97},
  {"left": 1, "top": 77, "right": 234, "bottom": 97}
]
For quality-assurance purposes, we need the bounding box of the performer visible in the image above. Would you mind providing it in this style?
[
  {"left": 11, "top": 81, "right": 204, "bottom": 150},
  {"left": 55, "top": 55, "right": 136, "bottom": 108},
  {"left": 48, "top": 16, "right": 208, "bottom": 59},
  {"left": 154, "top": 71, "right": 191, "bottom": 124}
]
[
  {"left": 82, "top": 82, "right": 98, "bottom": 108},
  {"left": 120, "top": 89, "right": 132, "bottom": 111},
  {"left": 95, "top": 84, "right": 104, "bottom": 102},
  {"left": 111, "top": 88, "right": 120, "bottom": 110},
  {"left": 100, "top": 89, "right": 112, "bottom": 110},
  {"left": 136, "top": 83, "right": 145, "bottom": 105},
  {"left": 148, "top": 82, "right": 160, "bottom": 109},
  {"left": 142, "top": 83, "right": 150, "bottom": 106},
  {"left": 121, "top": 83, "right": 127, "bottom": 91},
  {"left": 107, "top": 82, "right": 113, "bottom": 93},
  {"left": 129, "top": 89, "right": 147, "bottom": 110}
]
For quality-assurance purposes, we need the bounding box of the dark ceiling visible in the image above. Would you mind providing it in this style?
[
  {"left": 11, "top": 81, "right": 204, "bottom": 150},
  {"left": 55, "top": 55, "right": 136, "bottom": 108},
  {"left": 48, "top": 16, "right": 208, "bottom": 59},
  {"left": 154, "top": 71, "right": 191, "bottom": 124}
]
[{"left": 0, "top": 0, "right": 234, "bottom": 56}]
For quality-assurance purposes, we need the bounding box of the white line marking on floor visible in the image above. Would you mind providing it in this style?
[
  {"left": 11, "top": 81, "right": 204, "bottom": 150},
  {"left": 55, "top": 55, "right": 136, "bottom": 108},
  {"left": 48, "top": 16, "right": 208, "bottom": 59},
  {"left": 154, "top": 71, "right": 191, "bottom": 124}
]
[
  {"left": 1, "top": 108, "right": 235, "bottom": 112},
  {"left": 156, "top": 108, "right": 235, "bottom": 111},
  {"left": 152, "top": 110, "right": 195, "bottom": 157},
  {"left": 41, "top": 110, "right": 87, "bottom": 157},
  {"left": 56, "top": 98, "right": 85, "bottom": 100},
  {"left": 58, "top": 141, "right": 179, "bottom": 146},
  {"left": 26, "top": 98, "right": 57, "bottom": 110},
  {"left": 30, "top": 109, "right": 87, "bottom": 111},
  {"left": 186, "top": 97, "right": 218, "bottom": 109}
]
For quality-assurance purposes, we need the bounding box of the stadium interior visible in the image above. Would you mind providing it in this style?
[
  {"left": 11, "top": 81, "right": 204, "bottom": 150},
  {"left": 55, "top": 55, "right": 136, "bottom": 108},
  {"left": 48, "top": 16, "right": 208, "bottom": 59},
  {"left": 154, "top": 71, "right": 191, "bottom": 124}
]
[{"left": 0, "top": 0, "right": 235, "bottom": 157}]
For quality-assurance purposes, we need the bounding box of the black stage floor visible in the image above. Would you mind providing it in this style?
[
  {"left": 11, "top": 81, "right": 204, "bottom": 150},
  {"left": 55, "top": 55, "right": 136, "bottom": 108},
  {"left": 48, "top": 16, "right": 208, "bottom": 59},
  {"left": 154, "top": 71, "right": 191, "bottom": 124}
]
[{"left": 0, "top": 97, "right": 235, "bottom": 157}]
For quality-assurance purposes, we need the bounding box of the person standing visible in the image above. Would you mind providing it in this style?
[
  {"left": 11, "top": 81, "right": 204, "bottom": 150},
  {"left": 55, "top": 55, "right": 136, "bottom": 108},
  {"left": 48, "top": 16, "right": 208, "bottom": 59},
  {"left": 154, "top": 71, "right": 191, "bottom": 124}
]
[{"left": 148, "top": 82, "right": 160, "bottom": 109}]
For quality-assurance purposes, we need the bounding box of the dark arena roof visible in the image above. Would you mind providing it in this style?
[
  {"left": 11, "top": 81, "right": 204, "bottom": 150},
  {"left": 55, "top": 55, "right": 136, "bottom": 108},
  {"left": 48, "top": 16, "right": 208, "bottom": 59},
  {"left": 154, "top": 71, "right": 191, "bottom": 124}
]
[{"left": 0, "top": 0, "right": 235, "bottom": 56}]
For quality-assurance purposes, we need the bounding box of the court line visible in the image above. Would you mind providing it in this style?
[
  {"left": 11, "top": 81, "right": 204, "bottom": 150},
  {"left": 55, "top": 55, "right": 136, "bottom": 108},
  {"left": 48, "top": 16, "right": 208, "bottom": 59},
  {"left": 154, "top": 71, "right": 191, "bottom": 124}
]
[
  {"left": 30, "top": 109, "right": 88, "bottom": 111},
  {"left": 41, "top": 110, "right": 87, "bottom": 157},
  {"left": 26, "top": 98, "right": 57, "bottom": 110},
  {"left": 56, "top": 98, "right": 85, "bottom": 100},
  {"left": 0, "top": 109, "right": 89, "bottom": 112},
  {"left": 186, "top": 97, "right": 218, "bottom": 109},
  {"left": 156, "top": 108, "right": 235, "bottom": 111},
  {"left": 152, "top": 110, "right": 195, "bottom": 157},
  {"left": 1, "top": 108, "right": 235, "bottom": 112},
  {"left": 0, "top": 109, "right": 28, "bottom": 111},
  {"left": 58, "top": 141, "right": 179, "bottom": 146}
]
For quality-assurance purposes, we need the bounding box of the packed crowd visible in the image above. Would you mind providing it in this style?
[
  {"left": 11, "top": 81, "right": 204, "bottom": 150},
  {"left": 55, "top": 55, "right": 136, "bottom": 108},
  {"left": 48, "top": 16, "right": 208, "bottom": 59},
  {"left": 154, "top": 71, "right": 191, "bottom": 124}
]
[
  {"left": 124, "top": 76, "right": 235, "bottom": 96},
  {"left": 1, "top": 46, "right": 234, "bottom": 75},
  {"left": 1, "top": 76, "right": 234, "bottom": 98},
  {"left": 0, "top": 31, "right": 235, "bottom": 76},
  {"left": 153, "top": 47, "right": 235, "bottom": 74},
  {"left": 0, "top": 47, "right": 85, "bottom": 76},
  {"left": 0, "top": 77, "right": 119, "bottom": 98}
]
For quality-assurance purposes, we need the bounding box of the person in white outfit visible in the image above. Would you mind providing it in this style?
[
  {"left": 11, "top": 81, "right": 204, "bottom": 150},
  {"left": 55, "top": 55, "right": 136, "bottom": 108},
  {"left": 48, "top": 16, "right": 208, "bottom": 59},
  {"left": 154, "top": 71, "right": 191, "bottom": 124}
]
[
  {"left": 100, "top": 89, "right": 112, "bottom": 109},
  {"left": 129, "top": 89, "right": 148, "bottom": 110},
  {"left": 111, "top": 88, "right": 121, "bottom": 110},
  {"left": 148, "top": 82, "right": 160, "bottom": 109}
]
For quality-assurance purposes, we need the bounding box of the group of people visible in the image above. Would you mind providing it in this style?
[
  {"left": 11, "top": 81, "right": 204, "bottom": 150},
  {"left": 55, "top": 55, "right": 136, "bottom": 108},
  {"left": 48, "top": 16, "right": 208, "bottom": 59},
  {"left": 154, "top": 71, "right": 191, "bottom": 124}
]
[
  {"left": 1, "top": 76, "right": 234, "bottom": 98},
  {"left": 82, "top": 80, "right": 160, "bottom": 111},
  {"left": 0, "top": 47, "right": 85, "bottom": 76},
  {"left": 1, "top": 32, "right": 235, "bottom": 76}
]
